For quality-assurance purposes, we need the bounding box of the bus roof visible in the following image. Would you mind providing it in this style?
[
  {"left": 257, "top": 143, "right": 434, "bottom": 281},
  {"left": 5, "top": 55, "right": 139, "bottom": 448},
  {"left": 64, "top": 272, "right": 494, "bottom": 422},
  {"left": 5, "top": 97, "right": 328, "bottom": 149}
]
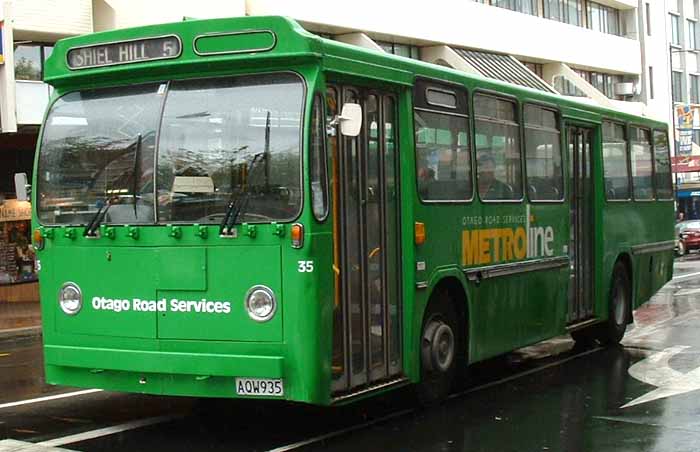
[{"left": 44, "top": 15, "right": 666, "bottom": 130}]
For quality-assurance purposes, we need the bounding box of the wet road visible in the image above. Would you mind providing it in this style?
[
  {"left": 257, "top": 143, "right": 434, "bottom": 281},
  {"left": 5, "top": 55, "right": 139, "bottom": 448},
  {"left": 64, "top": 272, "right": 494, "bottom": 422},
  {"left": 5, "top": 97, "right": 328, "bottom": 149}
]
[{"left": 2, "top": 256, "right": 700, "bottom": 451}]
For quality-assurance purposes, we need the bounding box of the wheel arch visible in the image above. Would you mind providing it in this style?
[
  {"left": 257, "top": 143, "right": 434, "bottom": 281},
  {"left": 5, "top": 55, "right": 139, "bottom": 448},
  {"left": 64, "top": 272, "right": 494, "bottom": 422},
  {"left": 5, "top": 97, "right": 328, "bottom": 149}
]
[{"left": 412, "top": 267, "right": 471, "bottom": 379}]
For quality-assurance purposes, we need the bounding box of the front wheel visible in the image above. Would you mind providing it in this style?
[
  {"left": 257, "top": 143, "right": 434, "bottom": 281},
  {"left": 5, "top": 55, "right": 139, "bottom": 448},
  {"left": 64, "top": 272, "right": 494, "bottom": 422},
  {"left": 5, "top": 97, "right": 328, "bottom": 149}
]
[
  {"left": 416, "top": 292, "right": 460, "bottom": 406},
  {"left": 598, "top": 262, "right": 631, "bottom": 345}
]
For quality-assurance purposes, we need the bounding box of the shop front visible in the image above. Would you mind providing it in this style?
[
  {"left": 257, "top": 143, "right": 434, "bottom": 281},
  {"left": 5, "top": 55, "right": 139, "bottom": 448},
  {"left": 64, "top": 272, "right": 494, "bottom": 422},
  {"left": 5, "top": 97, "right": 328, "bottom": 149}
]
[{"left": 0, "top": 198, "right": 38, "bottom": 302}]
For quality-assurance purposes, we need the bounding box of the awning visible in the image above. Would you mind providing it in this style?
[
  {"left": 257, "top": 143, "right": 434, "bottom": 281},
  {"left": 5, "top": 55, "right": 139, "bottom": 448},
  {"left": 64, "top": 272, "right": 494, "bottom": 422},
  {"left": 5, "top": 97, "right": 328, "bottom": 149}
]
[
  {"left": 453, "top": 48, "right": 557, "bottom": 94},
  {"left": 672, "top": 155, "right": 700, "bottom": 173}
]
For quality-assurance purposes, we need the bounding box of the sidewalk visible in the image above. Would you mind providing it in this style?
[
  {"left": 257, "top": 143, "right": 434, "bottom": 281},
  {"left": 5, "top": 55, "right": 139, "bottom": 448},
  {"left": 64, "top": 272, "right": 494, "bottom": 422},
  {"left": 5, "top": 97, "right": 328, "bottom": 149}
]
[{"left": 0, "top": 301, "right": 42, "bottom": 339}]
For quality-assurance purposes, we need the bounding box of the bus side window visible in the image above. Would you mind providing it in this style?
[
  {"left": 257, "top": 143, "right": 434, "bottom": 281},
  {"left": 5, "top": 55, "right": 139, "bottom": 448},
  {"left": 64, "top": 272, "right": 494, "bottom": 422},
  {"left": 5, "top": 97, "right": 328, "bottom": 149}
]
[
  {"left": 602, "top": 121, "right": 630, "bottom": 200},
  {"left": 414, "top": 110, "right": 471, "bottom": 201},
  {"left": 524, "top": 104, "right": 563, "bottom": 201},
  {"left": 474, "top": 94, "right": 523, "bottom": 201},
  {"left": 653, "top": 130, "right": 673, "bottom": 200},
  {"left": 630, "top": 127, "right": 654, "bottom": 200}
]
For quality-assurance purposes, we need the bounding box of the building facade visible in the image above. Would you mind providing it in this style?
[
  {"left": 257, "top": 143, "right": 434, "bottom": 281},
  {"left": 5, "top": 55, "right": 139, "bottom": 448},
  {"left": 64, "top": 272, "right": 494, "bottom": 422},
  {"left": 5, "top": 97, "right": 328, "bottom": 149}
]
[{"left": 0, "top": 0, "right": 675, "bottom": 298}]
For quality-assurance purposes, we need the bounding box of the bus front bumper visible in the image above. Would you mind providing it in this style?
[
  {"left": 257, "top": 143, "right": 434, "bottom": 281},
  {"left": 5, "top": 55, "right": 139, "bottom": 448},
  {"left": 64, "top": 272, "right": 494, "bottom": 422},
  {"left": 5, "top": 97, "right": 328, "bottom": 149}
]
[{"left": 44, "top": 345, "right": 286, "bottom": 399}]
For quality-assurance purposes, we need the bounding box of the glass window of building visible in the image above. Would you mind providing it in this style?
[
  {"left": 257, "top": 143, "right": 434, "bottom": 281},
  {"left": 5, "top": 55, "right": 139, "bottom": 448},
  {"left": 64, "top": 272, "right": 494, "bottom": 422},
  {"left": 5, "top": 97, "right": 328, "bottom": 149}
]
[
  {"left": 671, "top": 14, "right": 681, "bottom": 46},
  {"left": 491, "top": 0, "right": 537, "bottom": 15},
  {"left": 14, "top": 44, "right": 42, "bottom": 81},
  {"left": 376, "top": 41, "right": 420, "bottom": 60},
  {"left": 544, "top": 0, "right": 581, "bottom": 26},
  {"left": 672, "top": 71, "right": 684, "bottom": 102},
  {"left": 691, "top": 74, "right": 700, "bottom": 104},
  {"left": 689, "top": 20, "right": 699, "bottom": 49},
  {"left": 587, "top": 2, "right": 621, "bottom": 35}
]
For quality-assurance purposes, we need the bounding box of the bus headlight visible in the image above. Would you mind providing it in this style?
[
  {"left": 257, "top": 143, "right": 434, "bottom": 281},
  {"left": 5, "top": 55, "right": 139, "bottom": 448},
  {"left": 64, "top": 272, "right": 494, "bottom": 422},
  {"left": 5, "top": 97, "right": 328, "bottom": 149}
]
[
  {"left": 245, "top": 285, "right": 276, "bottom": 322},
  {"left": 59, "top": 282, "right": 82, "bottom": 315}
]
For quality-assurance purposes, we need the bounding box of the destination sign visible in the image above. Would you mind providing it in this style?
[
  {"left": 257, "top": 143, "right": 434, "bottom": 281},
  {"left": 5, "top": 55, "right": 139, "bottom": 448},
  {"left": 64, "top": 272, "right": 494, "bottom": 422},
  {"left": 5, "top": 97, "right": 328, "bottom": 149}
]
[{"left": 67, "top": 36, "right": 181, "bottom": 70}]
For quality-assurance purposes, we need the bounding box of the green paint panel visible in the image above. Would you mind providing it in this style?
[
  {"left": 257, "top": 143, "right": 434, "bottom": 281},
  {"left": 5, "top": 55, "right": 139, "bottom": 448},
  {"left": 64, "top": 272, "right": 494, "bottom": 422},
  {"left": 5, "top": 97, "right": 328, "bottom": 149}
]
[
  {"left": 194, "top": 31, "right": 276, "bottom": 55},
  {"left": 156, "top": 247, "right": 207, "bottom": 290},
  {"left": 53, "top": 247, "right": 158, "bottom": 338},
  {"left": 156, "top": 246, "right": 282, "bottom": 342}
]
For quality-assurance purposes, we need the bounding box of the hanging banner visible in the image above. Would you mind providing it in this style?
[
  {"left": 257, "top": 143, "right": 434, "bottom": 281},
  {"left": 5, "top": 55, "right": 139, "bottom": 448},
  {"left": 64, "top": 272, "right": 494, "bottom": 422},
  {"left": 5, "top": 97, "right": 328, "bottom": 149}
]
[
  {"left": 677, "top": 104, "right": 695, "bottom": 129},
  {"left": 0, "top": 21, "right": 4, "bottom": 64},
  {"left": 678, "top": 129, "right": 694, "bottom": 155}
]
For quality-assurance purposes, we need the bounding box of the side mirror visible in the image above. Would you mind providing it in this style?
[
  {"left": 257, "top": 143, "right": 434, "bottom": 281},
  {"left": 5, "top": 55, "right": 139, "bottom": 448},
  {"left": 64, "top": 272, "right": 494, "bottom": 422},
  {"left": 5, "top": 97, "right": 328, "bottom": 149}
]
[
  {"left": 14, "top": 173, "right": 31, "bottom": 202},
  {"left": 339, "top": 103, "right": 362, "bottom": 137}
]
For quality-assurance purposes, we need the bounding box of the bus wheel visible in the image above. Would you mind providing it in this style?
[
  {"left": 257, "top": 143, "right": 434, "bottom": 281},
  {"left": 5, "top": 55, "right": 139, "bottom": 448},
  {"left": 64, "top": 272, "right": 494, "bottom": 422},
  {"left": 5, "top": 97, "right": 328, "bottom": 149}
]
[
  {"left": 416, "top": 293, "right": 458, "bottom": 406},
  {"left": 598, "top": 262, "right": 631, "bottom": 346}
]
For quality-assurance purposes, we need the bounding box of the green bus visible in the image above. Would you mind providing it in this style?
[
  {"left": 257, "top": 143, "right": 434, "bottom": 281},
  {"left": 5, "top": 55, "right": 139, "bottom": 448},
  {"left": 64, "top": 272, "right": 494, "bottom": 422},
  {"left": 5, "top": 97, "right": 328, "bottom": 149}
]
[{"left": 24, "top": 16, "right": 674, "bottom": 405}]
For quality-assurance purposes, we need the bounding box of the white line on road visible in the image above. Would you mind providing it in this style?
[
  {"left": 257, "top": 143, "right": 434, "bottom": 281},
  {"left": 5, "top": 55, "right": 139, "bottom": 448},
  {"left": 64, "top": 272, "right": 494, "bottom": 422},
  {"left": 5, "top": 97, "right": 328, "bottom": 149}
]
[
  {"left": 672, "top": 271, "right": 700, "bottom": 281},
  {"left": 38, "top": 414, "right": 177, "bottom": 448},
  {"left": 0, "top": 389, "right": 103, "bottom": 410}
]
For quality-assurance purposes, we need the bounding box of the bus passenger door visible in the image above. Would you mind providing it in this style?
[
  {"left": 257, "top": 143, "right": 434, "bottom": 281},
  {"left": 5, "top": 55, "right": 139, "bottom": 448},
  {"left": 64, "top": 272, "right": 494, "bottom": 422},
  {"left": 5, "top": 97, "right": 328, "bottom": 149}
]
[
  {"left": 567, "top": 126, "right": 594, "bottom": 323},
  {"left": 327, "top": 84, "right": 402, "bottom": 395}
]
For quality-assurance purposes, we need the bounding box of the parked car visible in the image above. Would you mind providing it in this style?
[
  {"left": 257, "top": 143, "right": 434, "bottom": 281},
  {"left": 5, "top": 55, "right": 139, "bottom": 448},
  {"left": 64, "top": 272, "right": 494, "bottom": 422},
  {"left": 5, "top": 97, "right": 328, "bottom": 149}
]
[{"left": 676, "top": 220, "right": 700, "bottom": 256}]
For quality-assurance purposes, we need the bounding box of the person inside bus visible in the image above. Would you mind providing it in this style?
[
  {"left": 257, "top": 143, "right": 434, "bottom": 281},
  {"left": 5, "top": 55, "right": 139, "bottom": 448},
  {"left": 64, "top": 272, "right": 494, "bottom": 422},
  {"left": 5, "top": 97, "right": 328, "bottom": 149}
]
[{"left": 477, "top": 152, "right": 513, "bottom": 200}]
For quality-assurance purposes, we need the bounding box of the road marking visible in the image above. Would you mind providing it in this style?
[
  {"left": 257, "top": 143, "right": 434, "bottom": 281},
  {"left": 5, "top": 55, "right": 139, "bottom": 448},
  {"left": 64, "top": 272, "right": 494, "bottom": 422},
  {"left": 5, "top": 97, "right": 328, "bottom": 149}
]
[
  {"left": 0, "top": 389, "right": 102, "bottom": 410},
  {"left": 674, "top": 287, "right": 700, "bottom": 296},
  {"left": 623, "top": 345, "right": 700, "bottom": 408},
  {"left": 0, "top": 353, "right": 9, "bottom": 357},
  {"left": 37, "top": 415, "right": 177, "bottom": 448},
  {"left": 672, "top": 271, "right": 700, "bottom": 280}
]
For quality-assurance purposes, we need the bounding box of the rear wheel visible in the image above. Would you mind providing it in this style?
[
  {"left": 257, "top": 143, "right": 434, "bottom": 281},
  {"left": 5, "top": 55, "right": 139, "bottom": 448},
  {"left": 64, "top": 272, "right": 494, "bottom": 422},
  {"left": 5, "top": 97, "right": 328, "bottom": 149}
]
[
  {"left": 416, "top": 291, "right": 460, "bottom": 406},
  {"left": 598, "top": 262, "right": 631, "bottom": 345}
]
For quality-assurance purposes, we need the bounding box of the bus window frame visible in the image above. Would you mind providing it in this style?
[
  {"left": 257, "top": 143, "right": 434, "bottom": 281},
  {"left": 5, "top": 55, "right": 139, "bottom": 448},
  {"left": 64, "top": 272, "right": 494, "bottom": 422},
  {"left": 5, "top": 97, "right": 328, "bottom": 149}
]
[
  {"left": 309, "top": 92, "right": 330, "bottom": 223},
  {"left": 601, "top": 118, "right": 632, "bottom": 203},
  {"left": 472, "top": 88, "right": 524, "bottom": 204},
  {"left": 652, "top": 128, "right": 674, "bottom": 201},
  {"left": 629, "top": 124, "right": 656, "bottom": 203},
  {"left": 521, "top": 100, "right": 565, "bottom": 204},
  {"left": 413, "top": 77, "right": 474, "bottom": 205}
]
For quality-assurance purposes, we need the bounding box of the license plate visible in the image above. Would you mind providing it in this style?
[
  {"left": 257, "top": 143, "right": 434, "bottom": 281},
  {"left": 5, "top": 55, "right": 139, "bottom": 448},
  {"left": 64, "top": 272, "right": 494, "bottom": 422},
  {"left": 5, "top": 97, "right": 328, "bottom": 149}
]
[{"left": 235, "top": 378, "right": 284, "bottom": 397}]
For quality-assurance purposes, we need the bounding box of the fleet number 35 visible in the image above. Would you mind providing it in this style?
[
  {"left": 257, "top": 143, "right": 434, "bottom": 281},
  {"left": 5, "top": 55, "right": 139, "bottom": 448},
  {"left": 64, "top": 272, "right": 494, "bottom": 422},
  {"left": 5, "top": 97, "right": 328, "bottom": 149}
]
[{"left": 297, "top": 261, "right": 314, "bottom": 272}]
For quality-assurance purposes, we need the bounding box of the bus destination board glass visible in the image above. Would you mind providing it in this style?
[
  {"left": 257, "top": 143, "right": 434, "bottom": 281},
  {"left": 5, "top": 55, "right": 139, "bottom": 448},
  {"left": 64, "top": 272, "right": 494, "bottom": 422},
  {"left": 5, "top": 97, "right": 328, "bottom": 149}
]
[{"left": 67, "top": 36, "right": 181, "bottom": 69}]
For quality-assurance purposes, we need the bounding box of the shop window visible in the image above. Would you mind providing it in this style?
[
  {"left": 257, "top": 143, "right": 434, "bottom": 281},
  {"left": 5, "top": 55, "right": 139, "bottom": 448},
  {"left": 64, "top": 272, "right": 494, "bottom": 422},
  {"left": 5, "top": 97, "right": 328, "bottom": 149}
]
[{"left": 0, "top": 202, "right": 37, "bottom": 285}]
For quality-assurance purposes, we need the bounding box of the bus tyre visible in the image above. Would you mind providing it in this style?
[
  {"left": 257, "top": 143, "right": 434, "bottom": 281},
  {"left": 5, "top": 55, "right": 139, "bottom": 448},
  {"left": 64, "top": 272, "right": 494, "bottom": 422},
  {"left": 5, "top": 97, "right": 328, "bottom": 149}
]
[
  {"left": 416, "top": 293, "right": 458, "bottom": 406},
  {"left": 599, "top": 263, "right": 631, "bottom": 346}
]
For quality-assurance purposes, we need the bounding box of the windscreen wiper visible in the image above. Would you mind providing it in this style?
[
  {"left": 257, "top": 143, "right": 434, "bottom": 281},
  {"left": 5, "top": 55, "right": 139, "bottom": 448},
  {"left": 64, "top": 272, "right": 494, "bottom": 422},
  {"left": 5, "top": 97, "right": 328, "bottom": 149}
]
[
  {"left": 131, "top": 133, "right": 142, "bottom": 219},
  {"left": 227, "top": 112, "right": 272, "bottom": 231},
  {"left": 84, "top": 196, "right": 115, "bottom": 237},
  {"left": 220, "top": 152, "right": 266, "bottom": 236}
]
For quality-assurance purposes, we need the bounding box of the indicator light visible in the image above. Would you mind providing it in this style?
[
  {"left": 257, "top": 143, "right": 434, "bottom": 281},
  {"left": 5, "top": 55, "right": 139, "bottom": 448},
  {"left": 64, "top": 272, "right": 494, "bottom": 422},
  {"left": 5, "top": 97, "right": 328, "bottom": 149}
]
[
  {"left": 33, "top": 229, "right": 44, "bottom": 250},
  {"left": 291, "top": 223, "right": 304, "bottom": 248},
  {"left": 415, "top": 222, "right": 426, "bottom": 245}
]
